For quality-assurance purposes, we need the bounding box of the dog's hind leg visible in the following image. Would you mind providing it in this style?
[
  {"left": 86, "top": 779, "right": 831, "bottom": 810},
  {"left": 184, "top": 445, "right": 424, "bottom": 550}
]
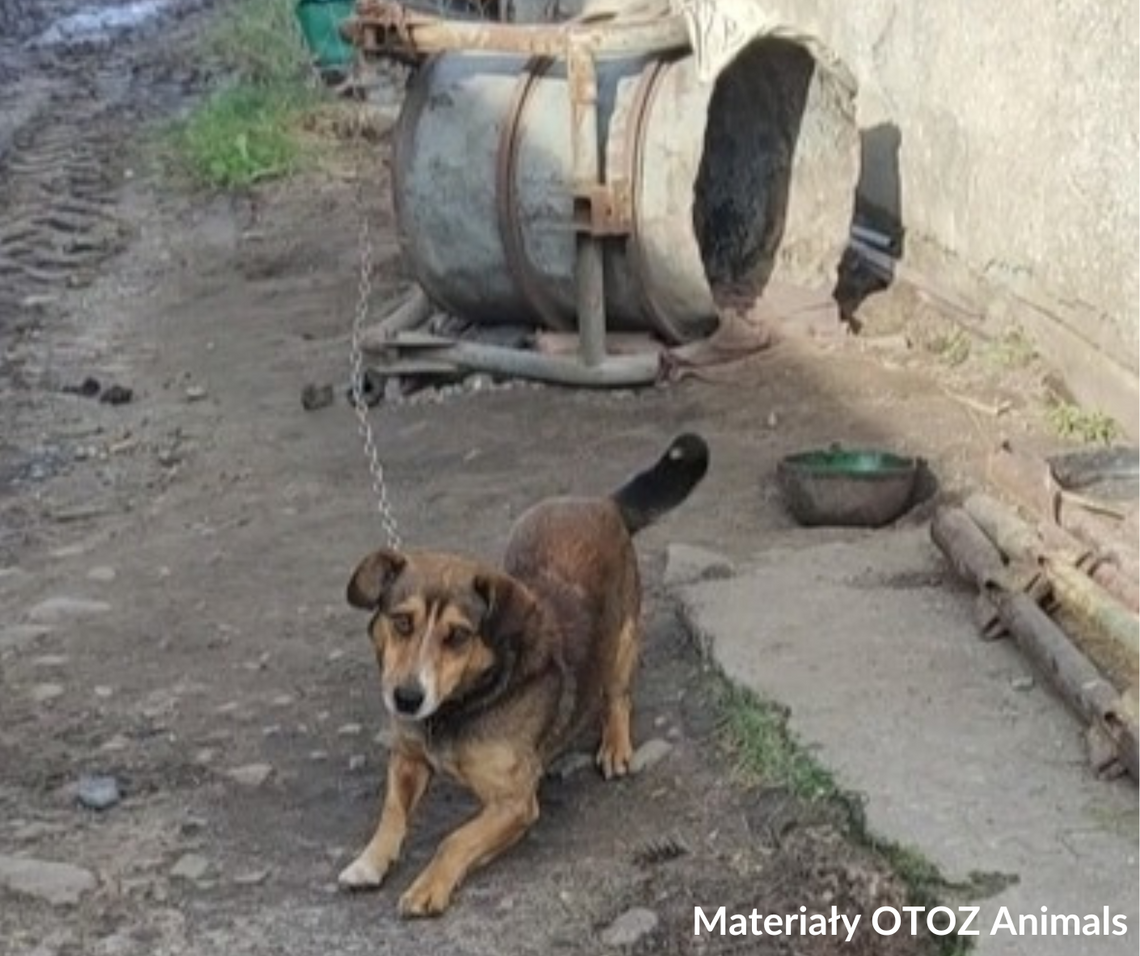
[
  {"left": 596, "top": 615, "right": 640, "bottom": 779},
  {"left": 338, "top": 747, "right": 432, "bottom": 890}
]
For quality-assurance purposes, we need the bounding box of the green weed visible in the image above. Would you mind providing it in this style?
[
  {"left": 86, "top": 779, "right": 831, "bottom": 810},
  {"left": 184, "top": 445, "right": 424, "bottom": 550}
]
[
  {"left": 713, "top": 675, "right": 1017, "bottom": 955},
  {"left": 165, "top": 83, "right": 316, "bottom": 189},
  {"left": 161, "top": 0, "right": 331, "bottom": 189},
  {"left": 1047, "top": 401, "right": 1118, "bottom": 445},
  {"left": 931, "top": 328, "right": 972, "bottom": 367},
  {"left": 205, "top": 0, "right": 313, "bottom": 86},
  {"left": 981, "top": 328, "right": 1036, "bottom": 369}
]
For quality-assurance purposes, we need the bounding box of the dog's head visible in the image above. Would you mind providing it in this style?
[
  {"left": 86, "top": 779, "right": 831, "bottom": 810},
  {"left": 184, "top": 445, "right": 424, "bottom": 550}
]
[{"left": 345, "top": 549, "right": 536, "bottom": 722}]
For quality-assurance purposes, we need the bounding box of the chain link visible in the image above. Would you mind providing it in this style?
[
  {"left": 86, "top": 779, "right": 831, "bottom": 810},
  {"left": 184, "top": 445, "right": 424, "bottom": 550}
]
[{"left": 346, "top": 47, "right": 403, "bottom": 551}]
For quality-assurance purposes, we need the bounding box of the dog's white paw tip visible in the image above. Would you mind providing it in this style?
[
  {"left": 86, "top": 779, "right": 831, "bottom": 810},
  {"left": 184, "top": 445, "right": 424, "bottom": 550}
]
[{"left": 338, "top": 858, "right": 384, "bottom": 889}]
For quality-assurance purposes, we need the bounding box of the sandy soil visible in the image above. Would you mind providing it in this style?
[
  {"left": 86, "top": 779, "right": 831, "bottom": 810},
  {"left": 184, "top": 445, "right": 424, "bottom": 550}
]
[{"left": 0, "top": 4, "right": 1081, "bottom": 954}]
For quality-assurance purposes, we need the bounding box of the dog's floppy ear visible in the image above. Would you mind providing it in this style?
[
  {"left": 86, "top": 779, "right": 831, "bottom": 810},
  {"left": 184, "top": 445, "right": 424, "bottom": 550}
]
[
  {"left": 346, "top": 549, "right": 407, "bottom": 610},
  {"left": 474, "top": 572, "right": 537, "bottom": 647}
]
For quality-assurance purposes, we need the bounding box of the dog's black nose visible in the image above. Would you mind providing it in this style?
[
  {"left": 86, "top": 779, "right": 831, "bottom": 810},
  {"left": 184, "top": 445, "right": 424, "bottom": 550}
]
[{"left": 392, "top": 683, "right": 425, "bottom": 715}]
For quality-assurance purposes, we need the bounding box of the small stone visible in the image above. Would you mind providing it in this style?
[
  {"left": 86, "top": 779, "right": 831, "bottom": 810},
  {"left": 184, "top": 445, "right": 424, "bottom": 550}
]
[
  {"left": 262, "top": 724, "right": 282, "bottom": 737},
  {"left": 94, "top": 686, "right": 114, "bottom": 699},
  {"left": 185, "top": 386, "right": 207, "bottom": 403},
  {"left": 31, "top": 683, "right": 65, "bottom": 703},
  {"left": 26, "top": 596, "right": 111, "bottom": 624},
  {"left": 336, "top": 723, "right": 362, "bottom": 737},
  {"left": 0, "top": 854, "right": 97, "bottom": 906},
  {"left": 100, "top": 734, "right": 130, "bottom": 753},
  {"left": 232, "top": 867, "right": 271, "bottom": 886},
  {"left": 766, "top": 410, "right": 779, "bottom": 428},
  {"left": 601, "top": 907, "right": 659, "bottom": 947},
  {"left": 77, "top": 775, "right": 121, "bottom": 811},
  {"left": 12, "top": 821, "right": 66, "bottom": 842},
  {"left": 630, "top": 738, "right": 673, "bottom": 775},
  {"left": 1011, "top": 676, "right": 1035, "bottom": 691},
  {"left": 32, "top": 654, "right": 68, "bottom": 668},
  {"left": 666, "top": 726, "right": 682, "bottom": 741},
  {"left": 466, "top": 373, "right": 494, "bottom": 392},
  {"left": 192, "top": 748, "right": 217, "bottom": 766},
  {"left": 0, "top": 624, "right": 51, "bottom": 652},
  {"left": 224, "top": 763, "right": 273, "bottom": 788},
  {"left": 170, "top": 853, "right": 210, "bottom": 881},
  {"left": 301, "top": 383, "right": 334, "bottom": 411},
  {"left": 662, "top": 543, "right": 735, "bottom": 589},
  {"left": 309, "top": 750, "right": 329, "bottom": 763},
  {"left": 547, "top": 752, "right": 594, "bottom": 780},
  {"left": 87, "top": 566, "right": 117, "bottom": 583},
  {"left": 99, "top": 384, "right": 133, "bottom": 406},
  {"left": 62, "top": 376, "right": 101, "bottom": 398},
  {"left": 348, "top": 754, "right": 366, "bottom": 772},
  {"left": 271, "top": 694, "right": 294, "bottom": 707},
  {"left": 180, "top": 816, "right": 208, "bottom": 837}
]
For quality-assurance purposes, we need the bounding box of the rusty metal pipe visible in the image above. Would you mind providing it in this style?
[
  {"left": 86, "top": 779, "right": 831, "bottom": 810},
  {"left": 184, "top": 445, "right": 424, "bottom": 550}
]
[
  {"left": 423, "top": 339, "right": 659, "bottom": 385},
  {"left": 345, "top": 3, "right": 691, "bottom": 61},
  {"left": 568, "top": 40, "right": 606, "bottom": 367}
]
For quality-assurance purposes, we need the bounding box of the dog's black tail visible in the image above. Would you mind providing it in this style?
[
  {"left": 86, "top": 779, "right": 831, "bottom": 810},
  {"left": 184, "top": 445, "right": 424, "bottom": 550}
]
[{"left": 611, "top": 433, "right": 710, "bottom": 535}]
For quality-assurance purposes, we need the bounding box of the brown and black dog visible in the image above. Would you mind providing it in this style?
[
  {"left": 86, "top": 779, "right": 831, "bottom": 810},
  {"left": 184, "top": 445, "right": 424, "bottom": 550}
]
[{"left": 338, "top": 433, "right": 709, "bottom": 917}]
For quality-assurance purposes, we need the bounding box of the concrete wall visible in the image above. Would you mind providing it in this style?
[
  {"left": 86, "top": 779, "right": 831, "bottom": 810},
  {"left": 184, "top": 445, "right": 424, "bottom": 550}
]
[{"left": 756, "top": 0, "right": 1139, "bottom": 434}]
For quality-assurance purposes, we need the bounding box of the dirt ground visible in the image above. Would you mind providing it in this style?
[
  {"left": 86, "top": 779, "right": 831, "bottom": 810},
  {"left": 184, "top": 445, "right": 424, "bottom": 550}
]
[{"left": 0, "top": 4, "right": 1097, "bottom": 955}]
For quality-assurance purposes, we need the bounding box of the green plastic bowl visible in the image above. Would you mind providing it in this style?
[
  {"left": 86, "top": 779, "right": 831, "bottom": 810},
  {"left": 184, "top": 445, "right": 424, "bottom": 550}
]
[
  {"left": 295, "top": 0, "right": 355, "bottom": 72},
  {"left": 777, "top": 447, "right": 919, "bottom": 527}
]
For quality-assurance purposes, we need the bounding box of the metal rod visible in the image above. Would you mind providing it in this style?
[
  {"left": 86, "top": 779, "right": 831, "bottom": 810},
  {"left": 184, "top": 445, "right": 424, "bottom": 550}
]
[
  {"left": 425, "top": 339, "right": 659, "bottom": 386},
  {"left": 345, "top": 4, "right": 691, "bottom": 60},
  {"left": 568, "top": 40, "right": 606, "bottom": 368}
]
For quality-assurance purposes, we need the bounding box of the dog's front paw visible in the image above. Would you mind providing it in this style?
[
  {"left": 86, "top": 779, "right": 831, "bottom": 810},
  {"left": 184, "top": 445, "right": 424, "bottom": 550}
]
[
  {"left": 398, "top": 870, "right": 453, "bottom": 918},
  {"left": 596, "top": 730, "right": 633, "bottom": 780},
  {"left": 338, "top": 853, "right": 393, "bottom": 891}
]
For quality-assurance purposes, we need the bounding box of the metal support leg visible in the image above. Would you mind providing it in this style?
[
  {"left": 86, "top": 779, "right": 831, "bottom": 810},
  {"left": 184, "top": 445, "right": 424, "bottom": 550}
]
[{"left": 568, "top": 41, "right": 606, "bottom": 368}]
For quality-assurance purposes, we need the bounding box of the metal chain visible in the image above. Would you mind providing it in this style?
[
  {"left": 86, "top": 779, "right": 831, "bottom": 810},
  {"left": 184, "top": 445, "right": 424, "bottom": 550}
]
[{"left": 345, "top": 43, "right": 403, "bottom": 551}]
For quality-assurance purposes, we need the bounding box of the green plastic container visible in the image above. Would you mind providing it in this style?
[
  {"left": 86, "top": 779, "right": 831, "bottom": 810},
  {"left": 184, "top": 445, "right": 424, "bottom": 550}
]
[{"left": 295, "top": 0, "right": 355, "bottom": 72}]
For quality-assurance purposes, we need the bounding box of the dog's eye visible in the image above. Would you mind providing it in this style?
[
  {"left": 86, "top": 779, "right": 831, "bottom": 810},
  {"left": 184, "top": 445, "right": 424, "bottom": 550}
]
[
  {"left": 389, "top": 613, "right": 414, "bottom": 638},
  {"left": 444, "top": 626, "right": 473, "bottom": 649}
]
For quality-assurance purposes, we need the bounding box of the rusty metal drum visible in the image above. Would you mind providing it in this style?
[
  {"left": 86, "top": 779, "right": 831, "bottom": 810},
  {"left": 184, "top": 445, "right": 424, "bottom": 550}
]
[
  {"left": 391, "top": 50, "right": 720, "bottom": 343},
  {"left": 390, "top": 39, "right": 857, "bottom": 344}
]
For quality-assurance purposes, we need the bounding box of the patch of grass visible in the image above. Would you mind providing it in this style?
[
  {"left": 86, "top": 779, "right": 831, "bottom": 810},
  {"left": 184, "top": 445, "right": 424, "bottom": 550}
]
[
  {"left": 161, "top": 0, "right": 331, "bottom": 189},
  {"left": 718, "top": 683, "right": 839, "bottom": 801},
  {"left": 981, "top": 328, "right": 1036, "bottom": 369},
  {"left": 205, "top": 0, "right": 313, "bottom": 86},
  {"left": 1047, "top": 401, "right": 1118, "bottom": 445},
  {"left": 930, "top": 328, "right": 972, "bottom": 367},
  {"left": 166, "top": 83, "right": 316, "bottom": 189},
  {"left": 713, "top": 675, "right": 1017, "bottom": 955}
]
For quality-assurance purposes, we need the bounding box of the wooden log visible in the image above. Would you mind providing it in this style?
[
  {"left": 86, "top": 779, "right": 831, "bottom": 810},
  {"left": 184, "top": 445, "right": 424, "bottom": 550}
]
[
  {"left": 984, "top": 452, "right": 1140, "bottom": 610},
  {"left": 932, "top": 506, "right": 1140, "bottom": 781},
  {"left": 963, "top": 493, "right": 1044, "bottom": 563},
  {"left": 966, "top": 491, "right": 1140, "bottom": 615},
  {"left": 1041, "top": 558, "right": 1140, "bottom": 664},
  {"left": 930, "top": 507, "right": 1008, "bottom": 589},
  {"left": 997, "top": 591, "right": 1139, "bottom": 781},
  {"left": 930, "top": 507, "right": 1010, "bottom": 638}
]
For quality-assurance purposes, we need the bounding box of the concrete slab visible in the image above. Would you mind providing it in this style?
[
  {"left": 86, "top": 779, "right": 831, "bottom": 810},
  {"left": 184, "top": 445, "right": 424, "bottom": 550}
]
[{"left": 673, "top": 527, "right": 1139, "bottom": 955}]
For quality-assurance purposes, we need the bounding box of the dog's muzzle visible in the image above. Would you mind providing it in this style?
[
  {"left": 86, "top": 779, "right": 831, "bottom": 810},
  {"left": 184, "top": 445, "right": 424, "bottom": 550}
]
[{"left": 392, "top": 682, "right": 426, "bottom": 717}]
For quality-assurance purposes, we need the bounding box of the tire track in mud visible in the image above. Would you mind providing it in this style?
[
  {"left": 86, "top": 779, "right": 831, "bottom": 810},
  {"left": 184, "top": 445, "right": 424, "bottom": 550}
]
[
  {"left": 0, "top": 72, "right": 131, "bottom": 301},
  {"left": 0, "top": 7, "right": 212, "bottom": 561}
]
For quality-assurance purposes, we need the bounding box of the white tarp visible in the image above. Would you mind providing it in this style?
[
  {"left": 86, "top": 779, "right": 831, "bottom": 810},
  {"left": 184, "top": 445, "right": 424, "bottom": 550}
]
[{"left": 667, "top": 0, "right": 855, "bottom": 88}]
